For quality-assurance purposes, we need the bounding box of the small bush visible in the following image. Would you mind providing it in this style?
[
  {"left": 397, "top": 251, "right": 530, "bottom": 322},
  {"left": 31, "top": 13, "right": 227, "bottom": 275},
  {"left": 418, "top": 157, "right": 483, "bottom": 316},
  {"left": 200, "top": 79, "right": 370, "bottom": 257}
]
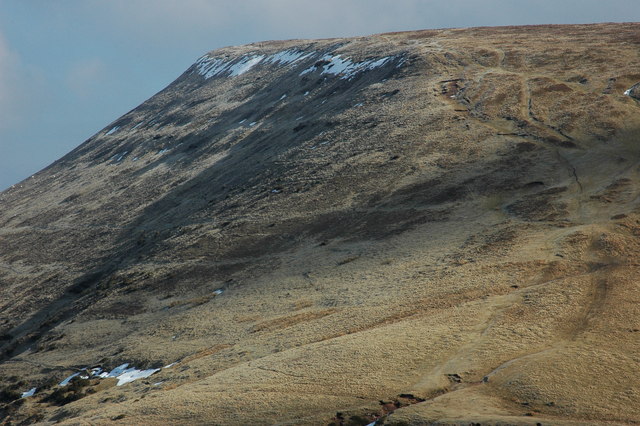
[
  {"left": 43, "top": 377, "right": 92, "bottom": 406},
  {"left": 0, "top": 388, "right": 21, "bottom": 403}
]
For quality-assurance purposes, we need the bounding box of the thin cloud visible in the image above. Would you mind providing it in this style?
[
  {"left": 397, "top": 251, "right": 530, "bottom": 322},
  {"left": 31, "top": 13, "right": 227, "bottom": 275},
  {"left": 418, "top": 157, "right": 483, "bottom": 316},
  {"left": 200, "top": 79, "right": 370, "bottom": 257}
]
[
  {"left": 66, "top": 58, "right": 108, "bottom": 98},
  {"left": 0, "top": 32, "right": 24, "bottom": 130},
  {"left": 94, "top": 1, "right": 235, "bottom": 40},
  {"left": 97, "top": 0, "right": 640, "bottom": 44}
]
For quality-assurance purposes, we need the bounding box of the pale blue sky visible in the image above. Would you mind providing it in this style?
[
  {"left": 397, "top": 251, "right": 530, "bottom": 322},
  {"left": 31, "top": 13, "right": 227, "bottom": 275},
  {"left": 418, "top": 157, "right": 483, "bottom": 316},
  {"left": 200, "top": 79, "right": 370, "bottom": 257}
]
[{"left": 0, "top": 0, "right": 638, "bottom": 190}]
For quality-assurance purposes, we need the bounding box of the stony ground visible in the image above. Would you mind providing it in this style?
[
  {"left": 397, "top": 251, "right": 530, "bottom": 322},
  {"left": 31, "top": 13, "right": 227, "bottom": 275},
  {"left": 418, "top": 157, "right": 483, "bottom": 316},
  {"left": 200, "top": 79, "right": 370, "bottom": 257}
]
[{"left": 1, "top": 23, "right": 640, "bottom": 425}]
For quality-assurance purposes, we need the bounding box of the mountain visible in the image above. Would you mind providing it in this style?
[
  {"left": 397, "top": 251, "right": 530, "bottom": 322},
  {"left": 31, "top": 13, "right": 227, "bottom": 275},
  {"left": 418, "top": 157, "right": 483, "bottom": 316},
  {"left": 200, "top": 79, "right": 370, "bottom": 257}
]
[{"left": 1, "top": 23, "right": 640, "bottom": 425}]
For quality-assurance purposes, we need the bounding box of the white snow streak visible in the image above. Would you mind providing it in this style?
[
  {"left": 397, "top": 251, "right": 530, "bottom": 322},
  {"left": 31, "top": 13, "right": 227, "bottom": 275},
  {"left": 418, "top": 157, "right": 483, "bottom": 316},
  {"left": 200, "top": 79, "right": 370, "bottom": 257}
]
[
  {"left": 59, "top": 363, "right": 162, "bottom": 387},
  {"left": 105, "top": 126, "right": 120, "bottom": 136},
  {"left": 300, "top": 55, "right": 395, "bottom": 79},
  {"left": 195, "top": 54, "right": 264, "bottom": 79},
  {"left": 624, "top": 83, "right": 639, "bottom": 97},
  {"left": 194, "top": 49, "right": 312, "bottom": 79},
  {"left": 194, "top": 49, "right": 399, "bottom": 81},
  {"left": 263, "top": 49, "right": 313, "bottom": 65},
  {"left": 228, "top": 55, "right": 265, "bottom": 76},
  {"left": 59, "top": 372, "right": 81, "bottom": 386},
  {"left": 111, "top": 151, "right": 128, "bottom": 162},
  {"left": 195, "top": 57, "right": 229, "bottom": 79},
  {"left": 115, "top": 367, "right": 160, "bottom": 386},
  {"left": 21, "top": 388, "right": 36, "bottom": 398}
]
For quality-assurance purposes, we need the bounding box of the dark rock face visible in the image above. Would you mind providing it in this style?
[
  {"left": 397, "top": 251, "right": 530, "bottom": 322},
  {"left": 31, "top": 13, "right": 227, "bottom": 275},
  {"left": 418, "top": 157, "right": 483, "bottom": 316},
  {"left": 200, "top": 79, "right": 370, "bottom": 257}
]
[{"left": 2, "top": 23, "right": 640, "bottom": 425}]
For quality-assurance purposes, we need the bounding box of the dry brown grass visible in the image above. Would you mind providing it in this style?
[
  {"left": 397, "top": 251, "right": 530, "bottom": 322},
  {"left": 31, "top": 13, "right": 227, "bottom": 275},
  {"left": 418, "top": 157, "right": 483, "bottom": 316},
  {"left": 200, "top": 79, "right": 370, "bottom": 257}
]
[{"left": 2, "top": 22, "right": 640, "bottom": 425}]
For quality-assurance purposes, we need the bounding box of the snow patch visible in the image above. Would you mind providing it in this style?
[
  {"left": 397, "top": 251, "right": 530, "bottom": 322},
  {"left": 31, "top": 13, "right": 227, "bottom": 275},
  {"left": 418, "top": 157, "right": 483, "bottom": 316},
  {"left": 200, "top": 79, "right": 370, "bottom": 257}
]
[
  {"left": 300, "top": 54, "right": 397, "bottom": 80},
  {"left": 21, "top": 388, "right": 36, "bottom": 398},
  {"left": 228, "top": 55, "right": 265, "bottom": 76},
  {"left": 115, "top": 367, "right": 160, "bottom": 386},
  {"left": 624, "top": 83, "right": 640, "bottom": 97},
  {"left": 57, "top": 363, "right": 162, "bottom": 388},
  {"left": 90, "top": 367, "right": 102, "bottom": 375},
  {"left": 264, "top": 49, "right": 313, "bottom": 65},
  {"left": 57, "top": 363, "right": 163, "bottom": 387},
  {"left": 111, "top": 151, "right": 128, "bottom": 162},
  {"left": 105, "top": 126, "right": 120, "bottom": 136},
  {"left": 107, "top": 363, "right": 130, "bottom": 377},
  {"left": 194, "top": 54, "right": 264, "bottom": 78},
  {"left": 194, "top": 49, "right": 316, "bottom": 80},
  {"left": 59, "top": 372, "right": 80, "bottom": 386},
  {"left": 194, "top": 57, "right": 230, "bottom": 79}
]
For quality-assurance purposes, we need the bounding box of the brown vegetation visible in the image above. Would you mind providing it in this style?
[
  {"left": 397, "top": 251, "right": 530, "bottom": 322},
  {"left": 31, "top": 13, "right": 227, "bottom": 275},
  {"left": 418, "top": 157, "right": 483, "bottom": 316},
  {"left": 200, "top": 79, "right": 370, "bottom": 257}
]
[{"left": 1, "top": 23, "right": 640, "bottom": 425}]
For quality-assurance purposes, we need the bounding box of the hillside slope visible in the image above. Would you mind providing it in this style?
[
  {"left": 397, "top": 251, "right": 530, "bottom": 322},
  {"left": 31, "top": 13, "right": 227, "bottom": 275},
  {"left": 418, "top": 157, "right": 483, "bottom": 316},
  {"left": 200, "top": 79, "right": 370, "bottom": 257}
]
[{"left": 1, "top": 23, "right": 640, "bottom": 425}]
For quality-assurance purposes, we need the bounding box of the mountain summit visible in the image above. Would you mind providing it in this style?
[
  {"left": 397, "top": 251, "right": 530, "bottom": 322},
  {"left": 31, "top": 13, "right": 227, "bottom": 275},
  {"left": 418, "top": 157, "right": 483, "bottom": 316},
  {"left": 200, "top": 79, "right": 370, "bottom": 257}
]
[{"left": 2, "top": 23, "right": 640, "bottom": 424}]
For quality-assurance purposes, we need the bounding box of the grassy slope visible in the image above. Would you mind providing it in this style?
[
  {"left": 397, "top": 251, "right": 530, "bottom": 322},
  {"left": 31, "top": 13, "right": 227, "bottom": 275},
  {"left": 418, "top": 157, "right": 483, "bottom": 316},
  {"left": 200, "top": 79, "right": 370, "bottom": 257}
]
[{"left": 1, "top": 23, "right": 640, "bottom": 425}]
